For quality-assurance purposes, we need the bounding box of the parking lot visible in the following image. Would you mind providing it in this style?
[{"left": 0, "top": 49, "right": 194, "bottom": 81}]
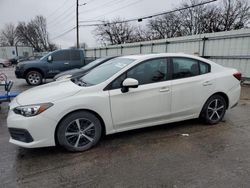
[{"left": 0, "top": 67, "right": 250, "bottom": 188}]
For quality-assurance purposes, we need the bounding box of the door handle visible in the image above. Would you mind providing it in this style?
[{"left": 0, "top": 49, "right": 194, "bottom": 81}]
[
  {"left": 64, "top": 62, "right": 69, "bottom": 65},
  {"left": 203, "top": 81, "right": 213, "bottom": 86},
  {"left": 160, "top": 87, "right": 170, "bottom": 92}
]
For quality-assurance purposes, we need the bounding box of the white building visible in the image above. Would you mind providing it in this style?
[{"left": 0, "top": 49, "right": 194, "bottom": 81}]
[{"left": 0, "top": 46, "right": 33, "bottom": 59}]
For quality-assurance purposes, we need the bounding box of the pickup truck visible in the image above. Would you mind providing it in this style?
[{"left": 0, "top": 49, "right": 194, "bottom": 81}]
[{"left": 15, "top": 49, "right": 86, "bottom": 85}]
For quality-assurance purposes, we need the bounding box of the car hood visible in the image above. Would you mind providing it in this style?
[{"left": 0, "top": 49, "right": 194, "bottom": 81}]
[
  {"left": 54, "top": 69, "right": 83, "bottom": 79},
  {"left": 16, "top": 80, "right": 81, "bottom": 105},
  {"left": 18, "top": 60, "right": 40, "bottom": 65}
]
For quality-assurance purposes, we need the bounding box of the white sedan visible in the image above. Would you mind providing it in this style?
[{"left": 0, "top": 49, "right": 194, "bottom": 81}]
[{"left": 7, "top": 53, "right": 241, "bottom": 152}]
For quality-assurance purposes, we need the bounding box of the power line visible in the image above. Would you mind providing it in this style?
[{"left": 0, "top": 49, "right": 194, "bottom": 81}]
[
  {"left": 46, "top": 0, "right": 69, "bottom": 19},
  {"left": 48, "top": 13, "right": 75, "bottom": 30},
  {"left": 51, "top": 0, "right": 218, "bottom": 40},
  {"left": 78, "top": 0, "right": 123, "bottom": 15},
  {"left": 47, "top": 4, "right": 75, "bottom": 25},
  {"left": 94, "top": 0, "right": 143, "bottom": 19},
  {"left": 79, "top": 0, "right": 218, "bottom": 26},
  {"left": 50, "top": 27, "right": 76, "bottom": 40}
]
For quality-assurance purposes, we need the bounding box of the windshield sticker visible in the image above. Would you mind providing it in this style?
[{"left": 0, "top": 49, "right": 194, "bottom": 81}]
[{"left": 115, "top": 63, "right": 127, "bottom": 68}]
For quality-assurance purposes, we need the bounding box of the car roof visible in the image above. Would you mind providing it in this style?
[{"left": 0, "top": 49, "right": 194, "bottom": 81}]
[
  {"left": 119, "top": 53, "right": 219, "bottom": 66},
  {"left": 120, "top": 53, "right": 200, "bottom": 60}
]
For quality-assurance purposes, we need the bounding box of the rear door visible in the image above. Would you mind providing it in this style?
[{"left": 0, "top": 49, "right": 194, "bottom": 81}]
[
  {"left": 70, "top": 50, "right": 84, "bottom": 69},
  {"left": 170, "top": 57, "right": 214, "bottom": 119}
]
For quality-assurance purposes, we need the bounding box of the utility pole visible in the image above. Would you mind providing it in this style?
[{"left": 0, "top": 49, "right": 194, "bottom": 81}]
[{"left": 76, "top": 0, "right": 79, "bottom": 48}]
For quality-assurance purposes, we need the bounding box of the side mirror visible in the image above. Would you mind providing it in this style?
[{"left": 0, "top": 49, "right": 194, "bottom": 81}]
[
  {"left": 47, "top": 55, "right": 53, "bottom": 62},
  {"left": 121, "top": 78, "right": 139, "bottom": 93}
]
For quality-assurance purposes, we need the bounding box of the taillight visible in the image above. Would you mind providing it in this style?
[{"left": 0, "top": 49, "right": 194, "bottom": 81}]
[{"left": 233, "top": 72, "right": 241, "bottom": 81}]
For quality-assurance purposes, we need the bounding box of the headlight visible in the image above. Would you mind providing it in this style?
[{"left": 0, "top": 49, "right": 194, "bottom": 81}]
[
  {"left": 56, "top": 75, "right": 72, "bottom": 81},
  {"left": 13, "top": 103, "right": 53, "bottom": 117}
]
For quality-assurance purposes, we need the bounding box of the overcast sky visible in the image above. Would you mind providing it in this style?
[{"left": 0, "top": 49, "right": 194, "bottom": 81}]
[{"left": 0, "top": 0, "right": 182, "bottom": 48}]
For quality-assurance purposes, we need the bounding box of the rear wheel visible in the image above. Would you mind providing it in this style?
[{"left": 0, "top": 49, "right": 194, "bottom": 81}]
[
  {"left": 56, "top": 111, "right": 102, "bottom": 152},
  {"left": 200, "top": 95, "right": 226, "bottom": 125},
  {"left": 26, "top": 71, "right": 42, "bottom": 85}
]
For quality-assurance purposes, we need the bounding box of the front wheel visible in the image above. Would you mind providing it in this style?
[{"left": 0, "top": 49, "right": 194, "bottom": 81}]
[
  {"left": 26, "top": 71, "right": 43, "bottom": 85},
  {"left": 200, "top": 95, "right": 227, "bottom": 125},
  {"left": 56, "top": 111, "right": 102, "bottom": 152}
]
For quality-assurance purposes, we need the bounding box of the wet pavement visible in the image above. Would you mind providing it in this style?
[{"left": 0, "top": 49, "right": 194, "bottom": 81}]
[{"left": 1, "top": 67, "right": 250, "bottom": 188}]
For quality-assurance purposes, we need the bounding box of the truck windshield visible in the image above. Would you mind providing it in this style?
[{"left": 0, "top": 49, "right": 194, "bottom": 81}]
[
  {"left": 80, "top": 58, "right": 135, "bottom": 86},
  {"left": 40, "top": 52, "right": 52, "bottom": 61}
]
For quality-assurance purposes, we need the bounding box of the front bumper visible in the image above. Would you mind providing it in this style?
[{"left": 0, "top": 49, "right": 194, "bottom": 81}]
[
  {"left": 15, "top": 69, "right": 25, "bottom": 78},
  {"left": 7, "top": 109, "right": 57, "bottom": 148}
]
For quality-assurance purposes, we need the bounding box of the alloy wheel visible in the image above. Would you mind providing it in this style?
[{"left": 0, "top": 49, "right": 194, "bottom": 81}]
[
  {"left": 65, "top": 118, "right": 96, "bottom": 148},
  {"left": 28, "top": 72, "right": 41, "bottom": 85},
  {"left": 207, "top": 99, "right": 225, "bottom": 121}
]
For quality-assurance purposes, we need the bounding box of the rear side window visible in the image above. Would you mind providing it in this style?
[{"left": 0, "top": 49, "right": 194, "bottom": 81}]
[
  {"left": 71, "top": 50, "right": 81, "bottom": 61},
  {"left": 53, "top": 50, "right": 70, "bottom": 61},
  {"left": 200, "top": 61, "right": 210, "bottom": 74},
  {"left": 172, "top": 58, "right": 199, "bottom": 79}
]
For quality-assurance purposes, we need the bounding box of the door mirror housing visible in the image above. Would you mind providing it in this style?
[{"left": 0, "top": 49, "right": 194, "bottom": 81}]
[
  {"left": 121, "top": 78, "right": 139, "bottom": 93},
  {"left": 47, "top": 55, "right": 53, "bottom": 62}
]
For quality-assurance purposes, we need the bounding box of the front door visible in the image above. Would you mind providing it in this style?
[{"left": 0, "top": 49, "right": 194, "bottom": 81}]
[
  {"left": 47, "top": 50, "right": 71, "bottom": 77},
  {"left": 108, "top": 58, "right": 172, "bottom": 131}
]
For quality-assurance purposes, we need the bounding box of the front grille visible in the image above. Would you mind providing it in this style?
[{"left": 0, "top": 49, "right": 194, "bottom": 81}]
[{"left": 8, "top": 128, "right": 33, "bottom": 143}]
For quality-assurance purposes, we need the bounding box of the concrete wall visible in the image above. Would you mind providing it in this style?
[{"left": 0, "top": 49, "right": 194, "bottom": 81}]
[{"left": 85, "top": 28, "right": 250, "bottom": 78}]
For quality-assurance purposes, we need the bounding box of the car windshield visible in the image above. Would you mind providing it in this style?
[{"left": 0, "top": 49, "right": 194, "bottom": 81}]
[
  {"left": 80, "top": 58, "right": 106, "bottom": 70},
  {"left": 80, "top": 58, "right": 135, "bottom": 86}
]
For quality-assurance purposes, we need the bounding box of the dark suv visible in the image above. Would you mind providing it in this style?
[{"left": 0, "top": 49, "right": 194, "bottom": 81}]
[{"left": 15, "top": 49, "right": 85, "bottom": 85}]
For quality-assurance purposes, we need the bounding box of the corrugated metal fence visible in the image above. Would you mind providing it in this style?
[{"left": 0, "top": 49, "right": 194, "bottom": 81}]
[{"left": 85, "top": 28, "right": 250, "bottom": 79}]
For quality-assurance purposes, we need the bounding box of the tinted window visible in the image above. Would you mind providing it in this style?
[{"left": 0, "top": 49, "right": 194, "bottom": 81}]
[
  {"left": 53, "top": 51, "right": 70, "bottom": 61},
  {"left": 71, "top": 50, "right": 81, "bottom": 61},
  {"left": 172, "top": 58, "right": 199, "bottom": 79},
  {"left": 200, "top": 61, "right": 210, "bottom": 74},
  {"left": 111, "top": 73, "right": 126, "bottom": 89},
  {"left": 127, "top": 58, "right": 168, "bottom": 85}
]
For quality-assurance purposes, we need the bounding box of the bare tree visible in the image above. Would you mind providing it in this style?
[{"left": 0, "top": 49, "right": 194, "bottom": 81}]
[
  {"left": 94, "top": 18, "right": 135, "bottom": 45},
  {"left": 147, "top": 12, "right": 183, "bottom": 39},
  {"left": 219, "top": 0, "right": 250, "bottom": 31},
  {"left": 133, "top": 26, "right": 153, "bottom": 42},
  {"left": 93, "top": 0, "right": 250, "bottom": 45},
  {"left": 0, "top": 23, "right": 18, "bottom": 46},
  {"left": 16, "top": 15, "right": 57, "bottom": 52}
]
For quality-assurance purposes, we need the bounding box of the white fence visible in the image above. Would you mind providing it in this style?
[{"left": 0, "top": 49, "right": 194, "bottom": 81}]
[{"left": 85, "top": 28, "right": 250, "bottom": 79}]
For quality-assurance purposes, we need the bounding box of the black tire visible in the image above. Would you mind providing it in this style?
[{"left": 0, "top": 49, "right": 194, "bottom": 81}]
[
  {"left": 200, "top": 94, "right": 227, "bottom": 125},
  {"left": 25, "top": 71, "right": 43, "bottom": 86},
  {"left": 56, "top": 111, "right": 102, "bottom": 152}
]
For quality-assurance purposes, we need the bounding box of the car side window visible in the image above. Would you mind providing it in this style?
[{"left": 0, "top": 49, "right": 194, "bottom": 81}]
[
  {"left": 70, "top": 50, "right": 81, "bottom": 61},
  {"left": 109, "top": 58, "right": 168, "bottom": 90},
  {"left": 53, "top": 51, "right": 70, "bottom": 61},
  {"left": 172, "top": 58, "right": 199, "bottom": 79},
  {"left": 127, "top": 58, "right": 168, "bottom": 85},
  {"left": 199, "top": 61, "right": 210, "bottom": 74}
]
